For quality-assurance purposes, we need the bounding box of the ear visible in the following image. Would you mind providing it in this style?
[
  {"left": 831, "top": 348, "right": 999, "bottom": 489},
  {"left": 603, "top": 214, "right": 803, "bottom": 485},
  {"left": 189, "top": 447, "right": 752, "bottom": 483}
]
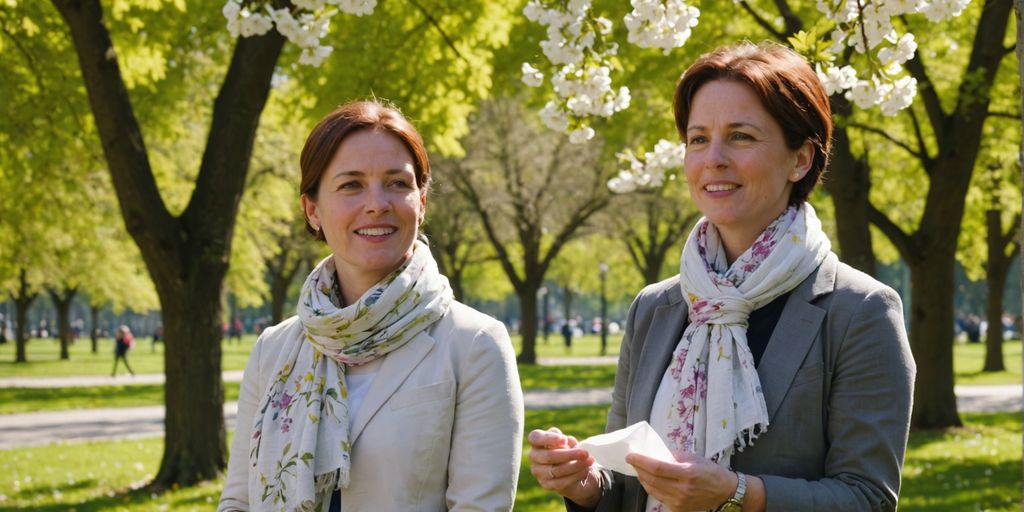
[
  {"left": 301, "top": 193, "right": 320, "bottom": 230},
  {"left": 790, "top": 140, "right": 814, "bottom": 182}
]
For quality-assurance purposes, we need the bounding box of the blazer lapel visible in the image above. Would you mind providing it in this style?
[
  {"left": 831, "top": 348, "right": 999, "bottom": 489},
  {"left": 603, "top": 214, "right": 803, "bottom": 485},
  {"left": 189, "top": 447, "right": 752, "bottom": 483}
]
[
  {"left": 349, "top": 331, "right": 435, "bottom": 444},
  {"left": 756, "top": 253, "right": 837, "bottom": 421},
  {"left": 628, "top": 299, "right": 688, "bottom": 424}
]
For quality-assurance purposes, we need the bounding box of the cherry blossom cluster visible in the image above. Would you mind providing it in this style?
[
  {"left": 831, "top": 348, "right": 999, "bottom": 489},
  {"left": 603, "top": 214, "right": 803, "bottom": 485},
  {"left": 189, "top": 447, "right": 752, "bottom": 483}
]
[
  {"left": 521, "top": 0, "right": 630, "bottom": 144},
  {"left": 607, "top": 139, "right": 686, "bottom": 193},
  {"left": 624, "top": 0, "right": 700, "bottom": 55},
  {"left": 813, "top": 0, "right": 969, "bottom": 116},
  {"left": 222, "top": 0, "right": 376, "bottom": 67}
]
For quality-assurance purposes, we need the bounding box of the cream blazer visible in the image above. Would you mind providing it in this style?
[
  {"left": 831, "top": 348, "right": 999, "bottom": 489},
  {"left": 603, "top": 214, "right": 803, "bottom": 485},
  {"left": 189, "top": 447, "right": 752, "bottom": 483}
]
[{"left": 218, "top": 301, "right": 524, "bottom": 512}]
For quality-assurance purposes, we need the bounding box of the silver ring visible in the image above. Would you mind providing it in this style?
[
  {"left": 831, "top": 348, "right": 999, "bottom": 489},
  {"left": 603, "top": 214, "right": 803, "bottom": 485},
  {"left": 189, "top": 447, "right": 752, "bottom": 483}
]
[{"left": 548, "top": 465, "right": 556, "bottom": 479}]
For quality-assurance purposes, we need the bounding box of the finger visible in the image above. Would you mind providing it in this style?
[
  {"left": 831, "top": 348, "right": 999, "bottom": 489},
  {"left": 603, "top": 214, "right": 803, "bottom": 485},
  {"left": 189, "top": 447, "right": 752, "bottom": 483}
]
[
  {"left": 626, "top": 453, "right": 677, "bottom": 478},
  {"left": 530, "top": 447, "right": 591, "bottom": 465},
  {"left": 566, "top": 435, "right": 580, "bottom": 448},
  {"left": 528, "top": 428, "right": 569, "bottom": 448}
]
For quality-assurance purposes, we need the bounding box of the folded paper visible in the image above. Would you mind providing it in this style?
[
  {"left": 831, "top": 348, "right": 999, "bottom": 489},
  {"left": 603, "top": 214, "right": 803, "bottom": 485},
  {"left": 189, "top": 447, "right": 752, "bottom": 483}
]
[{"left": 577, "top": 421, "right": 675, "bottom": 476}]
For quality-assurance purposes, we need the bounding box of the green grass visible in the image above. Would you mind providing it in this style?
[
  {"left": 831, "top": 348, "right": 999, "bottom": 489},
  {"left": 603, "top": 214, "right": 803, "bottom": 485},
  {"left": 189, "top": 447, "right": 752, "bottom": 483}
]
[
  {"left": 0, "top": 365, "right": 618, "bottom": 414},
  {"left": 511, "top": 333, "right": 621, "bottom": 359},
  {"left": 0, "top": 384, "right": 243, "bottom": 415},
  {"left": 953, "top": 340, "right": 1022, "bottom": 386},
  {"left": 0, "top": 336, "right": 257, "bottom": 378},
  {"left": 0, "top": 409, "right": 1017, "bottom": 511}
]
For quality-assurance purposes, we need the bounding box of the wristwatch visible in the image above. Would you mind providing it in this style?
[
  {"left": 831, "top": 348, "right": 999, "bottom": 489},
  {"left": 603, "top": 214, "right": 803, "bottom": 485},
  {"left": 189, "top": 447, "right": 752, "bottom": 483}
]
[{"left": 714, "top": 471, "right": 746, "bottom": 512}]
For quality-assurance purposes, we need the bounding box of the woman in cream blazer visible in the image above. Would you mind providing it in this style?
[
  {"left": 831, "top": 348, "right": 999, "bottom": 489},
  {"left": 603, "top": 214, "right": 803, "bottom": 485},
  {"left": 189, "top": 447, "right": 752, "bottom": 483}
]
[{"left": 219, "top": 301, "right": 523, "bottom": 511}]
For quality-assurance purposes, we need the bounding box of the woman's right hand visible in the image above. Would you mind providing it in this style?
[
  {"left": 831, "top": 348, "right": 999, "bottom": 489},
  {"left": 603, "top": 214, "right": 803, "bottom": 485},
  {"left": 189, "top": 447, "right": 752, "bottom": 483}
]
[{"left": 527, "top": 427, "right": 602, "bottom": 508}]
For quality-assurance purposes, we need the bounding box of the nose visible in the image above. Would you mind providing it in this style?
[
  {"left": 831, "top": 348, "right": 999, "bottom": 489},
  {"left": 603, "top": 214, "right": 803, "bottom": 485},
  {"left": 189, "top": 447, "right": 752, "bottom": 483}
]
[
  {"left": 706, "top": 139, "right": 728, "bottom": 169},
  {"left": 364, "top": 183, "right": 392, "bottom": 214}
]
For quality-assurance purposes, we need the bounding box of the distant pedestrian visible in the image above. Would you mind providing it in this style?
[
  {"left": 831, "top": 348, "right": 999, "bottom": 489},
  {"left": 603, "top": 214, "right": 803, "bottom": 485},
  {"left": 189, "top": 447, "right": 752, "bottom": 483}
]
[
  {"left": 561, "top": 319, "right": 573, "bottom": 351},
  {"left": 111, "top": 325, "right": 135, "bottom": 377}
]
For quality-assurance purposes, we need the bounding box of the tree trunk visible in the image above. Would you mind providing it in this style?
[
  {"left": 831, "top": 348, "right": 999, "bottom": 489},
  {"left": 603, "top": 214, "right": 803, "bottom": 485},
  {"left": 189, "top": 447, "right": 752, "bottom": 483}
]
[
  {"left": 561, "top": 285, "right": 574, "bottom": 324},
  {"left": 908, "top": 253, "right": 962, "bottom": 428},
  {"left": 155, "top": 280, "right": 227, "bottom": 485},
  {"left": 983, "top": 208, "right": 1017, "bottom": 371},
  {"left": 90, "top": 304, "right": 99, "bottom": 353},
  {"left": 48, "top": 287, "right": 77, "bottom": 360},
  {"left": 517, "top": 287, "right": 539, "bottom": 364},
  {"left": 11, "top": 269, "right": 36, "bottom": 363},
  {"left": 52, "top": 0, "right": 285, "bottom": 487},
  {"left": 824, "top": 106, "right": 876, "bottom": 276}
]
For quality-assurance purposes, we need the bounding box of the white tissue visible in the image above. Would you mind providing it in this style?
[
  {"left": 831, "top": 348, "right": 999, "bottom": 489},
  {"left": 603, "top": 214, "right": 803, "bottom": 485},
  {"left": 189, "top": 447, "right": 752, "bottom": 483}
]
[{"left": 577, "top": 421, "right": 675, "bottom": 476}]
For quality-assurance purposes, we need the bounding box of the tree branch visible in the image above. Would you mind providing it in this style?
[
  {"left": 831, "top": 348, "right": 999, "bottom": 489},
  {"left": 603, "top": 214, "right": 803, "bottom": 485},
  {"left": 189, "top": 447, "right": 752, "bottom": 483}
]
[
  {"left": 867, "top": 203, "right": 917, "bottom": 264},
  {"left": 904, "top": 53, "right": 946, "bottom": 137},
  {"left": 736, "top": 0, "right": 786, "bottom": 39},
  {"left": 847, "top": 122, "right": 922, "bottom": 159},
  {"left": 406, "top": 0, "right": 466, "bottom": 63}
]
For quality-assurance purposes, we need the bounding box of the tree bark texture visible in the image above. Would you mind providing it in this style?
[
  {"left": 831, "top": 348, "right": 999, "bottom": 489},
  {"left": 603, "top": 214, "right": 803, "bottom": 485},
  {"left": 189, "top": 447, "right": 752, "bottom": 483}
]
[
  {"left": 517, "top": 288, "right": 539, "bottom": 364},
  {"left": 868, "top": 0, "right": 1012, "bottom": 429},
  {"left": 11, "top": 270, "right": 36, "bottom": 363},
  {"left": 824, "top": 113, "right": 876, "bottom": 276},
  {"left": 1015, "top": 0, "right": 1024, "bottom": 388},
  {"left": 983, "top": 209, "right": 1019, "bottom": 371},
  {"left": 48, "top": 287, "right": 77, "bottom": 360},
  {"left": 52, "top": 0, "right": 285, "bottom": 486},
  {"left": 90, "top": 303, "right": 99, "bottom": 353}
]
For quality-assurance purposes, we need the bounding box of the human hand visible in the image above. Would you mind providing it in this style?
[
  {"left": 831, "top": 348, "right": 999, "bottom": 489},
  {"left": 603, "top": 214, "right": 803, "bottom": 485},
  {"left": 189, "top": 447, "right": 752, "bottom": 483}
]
[
  {"left": 626, "top": 452, "right": 736, "bottom": 512},
  {"left": 527, "top": 427, "right": 602, "bottom": 508}
]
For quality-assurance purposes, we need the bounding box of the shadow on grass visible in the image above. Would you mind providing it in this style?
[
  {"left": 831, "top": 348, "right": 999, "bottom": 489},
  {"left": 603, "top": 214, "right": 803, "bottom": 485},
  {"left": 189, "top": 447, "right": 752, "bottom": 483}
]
[
  {"left": 14, "top": 479, "right": 98, "bottom": 499},
  {"left": 2, "top": 486, "right": 154, "bottom": 512},
  {"left": 907, "top": 412, "right": 1020, "bottom": 450}
]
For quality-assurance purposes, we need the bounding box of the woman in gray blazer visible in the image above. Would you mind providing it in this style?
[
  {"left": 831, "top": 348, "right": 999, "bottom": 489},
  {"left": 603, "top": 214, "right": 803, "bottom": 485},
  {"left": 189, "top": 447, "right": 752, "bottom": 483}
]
[
  {"left": 219, "top": 101, "right": 524, "bottom": 512},
  {"left": 528, "top": 42, "right": 915, "bottom": 512}
]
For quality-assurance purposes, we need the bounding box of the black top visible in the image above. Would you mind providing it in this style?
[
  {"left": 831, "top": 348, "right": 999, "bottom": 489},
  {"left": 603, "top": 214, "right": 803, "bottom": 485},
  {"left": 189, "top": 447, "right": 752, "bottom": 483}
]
[{"left": 747, "top": 291, "right": 791, "bottom": 367}]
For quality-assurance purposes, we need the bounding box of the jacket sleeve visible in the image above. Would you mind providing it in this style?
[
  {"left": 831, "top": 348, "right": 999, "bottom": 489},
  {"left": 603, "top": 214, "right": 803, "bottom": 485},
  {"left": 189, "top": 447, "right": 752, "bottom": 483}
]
[
  {"left": 761, "top": 287, "right": 916, "bottom": 512},
  {"left": 567, "top": 290, "right": 647, "bottom": 512},
  {"left": 445, "top": 321, "right": 525, "bottom": 511},
  {"left": 218, "top": 335, "right": 266, "bottom": 512}
]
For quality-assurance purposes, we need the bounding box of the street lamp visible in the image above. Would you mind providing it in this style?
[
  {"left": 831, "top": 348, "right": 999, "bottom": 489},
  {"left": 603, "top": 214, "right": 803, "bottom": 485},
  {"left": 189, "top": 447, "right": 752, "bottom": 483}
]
[
  {"left": 538, "top": 286, "right": 549, "bottom": 343},
  {"left": 599, "top": 263, "right": 609, "bottom": 356}
]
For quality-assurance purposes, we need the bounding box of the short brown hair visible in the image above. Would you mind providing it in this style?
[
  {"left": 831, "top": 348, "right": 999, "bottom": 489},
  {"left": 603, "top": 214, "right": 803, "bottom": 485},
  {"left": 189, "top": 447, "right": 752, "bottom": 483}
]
[
  {"left": 674, "top": 42, "right": 832, "bottom": 205},
  {"left": 299, "top": 100, "right": 431, "bottom": 237}
]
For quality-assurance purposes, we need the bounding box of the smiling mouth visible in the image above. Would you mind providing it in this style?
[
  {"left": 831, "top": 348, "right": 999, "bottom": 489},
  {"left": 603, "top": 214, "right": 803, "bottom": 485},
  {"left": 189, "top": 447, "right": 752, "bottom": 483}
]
[
  {"left": 704, "top": 183, "right": 739, "bottom": 192},
  {"left": 355, "top": 227, "right": 396, "bottom": 236}
]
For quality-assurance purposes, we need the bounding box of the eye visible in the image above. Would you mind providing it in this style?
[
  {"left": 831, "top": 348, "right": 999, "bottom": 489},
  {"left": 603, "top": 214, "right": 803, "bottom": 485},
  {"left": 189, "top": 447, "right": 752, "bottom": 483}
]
[
  {"left": 337, "top": 181, "right": 361, "bottom": 191},
  {"left": 389, "top": 178, "right": 413, "bottom": 189},
  {"left": 687, "top": 135, "right": 707, "bottom": 145},
  {"left": 730, "top": 132, "right": 754, "bottom": 141}
]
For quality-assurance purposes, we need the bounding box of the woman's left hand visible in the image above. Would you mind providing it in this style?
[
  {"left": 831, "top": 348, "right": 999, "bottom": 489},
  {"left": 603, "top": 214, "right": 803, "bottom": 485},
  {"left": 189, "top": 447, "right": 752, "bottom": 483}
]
[{"left": 626, "top": 452, "right": 736, "bottom": 512}]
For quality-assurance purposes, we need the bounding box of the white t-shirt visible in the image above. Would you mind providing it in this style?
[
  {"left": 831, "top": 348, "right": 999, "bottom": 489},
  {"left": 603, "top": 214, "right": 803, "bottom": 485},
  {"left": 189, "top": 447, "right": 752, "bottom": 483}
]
[{"left": 344, "top": 359, "right": 382, "bottom": 429}]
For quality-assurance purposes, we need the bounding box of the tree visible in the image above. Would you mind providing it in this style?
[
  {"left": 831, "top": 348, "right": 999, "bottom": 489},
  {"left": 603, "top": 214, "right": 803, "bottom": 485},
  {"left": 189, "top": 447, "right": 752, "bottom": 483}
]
[
  {"left": 449, "top": 99, "right": 613, "bottom": 363},
  {"left": 859, "top": 0, "right": 1015, "bottom": 427},
  {"left": 610, "top": 178, "right": 697, "bottom": 285},
  {"left": 48, "top": 0, "right": 519, "bottom": 486}
]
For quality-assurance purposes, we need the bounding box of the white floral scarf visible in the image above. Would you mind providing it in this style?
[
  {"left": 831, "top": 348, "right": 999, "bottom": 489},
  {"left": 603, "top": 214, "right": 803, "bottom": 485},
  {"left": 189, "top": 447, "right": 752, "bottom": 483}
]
[
  {"left": 662, "top": 204, "right": 830, "bottom": 468},
  {"left": 249, "top": 240, "right": 452, "bottom": 512}
]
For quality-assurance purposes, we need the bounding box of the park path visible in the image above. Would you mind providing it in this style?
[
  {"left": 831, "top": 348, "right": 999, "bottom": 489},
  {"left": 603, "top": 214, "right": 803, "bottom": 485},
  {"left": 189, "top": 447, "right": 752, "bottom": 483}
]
[
  {"left": 0, "top": 384, "right": 1019, "bottom": 449},
  {"left": 0, "top": 357, "right": 618, "bottom": 389}
]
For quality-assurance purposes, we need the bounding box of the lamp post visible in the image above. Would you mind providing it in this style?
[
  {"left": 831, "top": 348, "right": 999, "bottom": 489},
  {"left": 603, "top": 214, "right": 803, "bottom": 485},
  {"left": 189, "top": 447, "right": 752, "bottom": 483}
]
[
  {"left": 538, "top": 286, "right": 549, "bottom": 343},
  {"left": 599, "top": 263, "right": 609, "bottom": 356}
]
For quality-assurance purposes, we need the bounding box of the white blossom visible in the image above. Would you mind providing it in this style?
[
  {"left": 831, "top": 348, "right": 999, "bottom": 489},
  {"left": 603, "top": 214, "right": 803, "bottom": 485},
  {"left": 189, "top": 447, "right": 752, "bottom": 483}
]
[
  {"left": 521, "top": 63, "right": 545, "bottom": 87},
  {"left": 624, "top": 0, "right": 700, "bottom": 54},
  {"left": 569, "top": 126, "right": 595, "bottom": 144},
  {"left": 607, "top": 139, "right": 685, "bottom": 193}
]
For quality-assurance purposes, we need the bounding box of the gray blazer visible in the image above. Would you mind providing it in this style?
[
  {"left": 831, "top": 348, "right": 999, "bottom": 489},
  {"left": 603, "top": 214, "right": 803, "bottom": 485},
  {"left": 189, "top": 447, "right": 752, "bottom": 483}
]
[{"left": 585, "top": 252, "right": 915, "bottom": 512}]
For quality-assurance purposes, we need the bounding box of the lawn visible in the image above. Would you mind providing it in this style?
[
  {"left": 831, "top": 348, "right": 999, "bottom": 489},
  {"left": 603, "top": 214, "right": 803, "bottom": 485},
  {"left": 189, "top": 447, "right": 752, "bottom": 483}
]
[
  {"left": 0, "top": 409, "right": 1018, "bottom": 511},
  {"left": 0, "top": 336, "right": 258, "bottom": 377},
  {"left": 0, "top": 365, "right": 618, "bottom": 414}
]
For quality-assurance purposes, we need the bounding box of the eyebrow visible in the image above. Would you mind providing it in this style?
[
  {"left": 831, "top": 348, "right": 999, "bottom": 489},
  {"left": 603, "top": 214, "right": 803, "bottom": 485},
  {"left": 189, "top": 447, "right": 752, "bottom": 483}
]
[
  {"left": 686, "top": 122, "right": 761, "bottom": 133},
  {"left": 330, "top": 168, "right": 413, "bottom": 180}
]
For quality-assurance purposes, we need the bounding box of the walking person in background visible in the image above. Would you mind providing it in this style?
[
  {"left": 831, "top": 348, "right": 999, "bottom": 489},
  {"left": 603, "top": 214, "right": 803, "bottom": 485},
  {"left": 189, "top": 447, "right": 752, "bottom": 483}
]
[
  {"left": 219, "top": 100, "right": 524, "bottom": 512},
  {"left": 528, "top": 42, "right": 915, "bottom": 511},
  {"left": 111, "top": 325, "right": 135, "bottom": 377}
]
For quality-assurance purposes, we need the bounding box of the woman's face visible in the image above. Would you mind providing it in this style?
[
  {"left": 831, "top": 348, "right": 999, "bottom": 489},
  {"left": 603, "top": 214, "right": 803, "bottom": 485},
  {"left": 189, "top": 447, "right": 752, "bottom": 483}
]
[
  {"left": 302, "top": 129, "right": 425, "bottom": 291},
  {"left": 683, "top": 80, "right": 812, "bottom": 247}
]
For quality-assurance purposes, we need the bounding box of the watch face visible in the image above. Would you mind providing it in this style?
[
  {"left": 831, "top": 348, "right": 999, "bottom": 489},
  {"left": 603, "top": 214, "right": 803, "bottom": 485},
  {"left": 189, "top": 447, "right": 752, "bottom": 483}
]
[{"left": 718, "top": 500, "right": 743, "bottom": 512}]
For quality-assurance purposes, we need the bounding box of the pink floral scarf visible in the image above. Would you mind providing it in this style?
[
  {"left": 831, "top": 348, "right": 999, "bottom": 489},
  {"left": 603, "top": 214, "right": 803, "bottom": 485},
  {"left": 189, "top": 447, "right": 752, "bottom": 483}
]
[
  {"left": 661, "top": 204, "right": 830, "bottom": 469},
  {"left": 249, "top": 241, "right": 452, "bottom": 511}
]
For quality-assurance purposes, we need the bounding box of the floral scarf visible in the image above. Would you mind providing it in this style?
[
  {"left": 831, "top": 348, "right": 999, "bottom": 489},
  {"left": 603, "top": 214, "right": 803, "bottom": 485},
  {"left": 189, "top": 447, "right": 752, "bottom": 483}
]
[
  {"left": 661, "top": 204, "right": 830, "bottom": 469},
  {"left": 249, "top": 240, "right": 452, "bottom": 512}
]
